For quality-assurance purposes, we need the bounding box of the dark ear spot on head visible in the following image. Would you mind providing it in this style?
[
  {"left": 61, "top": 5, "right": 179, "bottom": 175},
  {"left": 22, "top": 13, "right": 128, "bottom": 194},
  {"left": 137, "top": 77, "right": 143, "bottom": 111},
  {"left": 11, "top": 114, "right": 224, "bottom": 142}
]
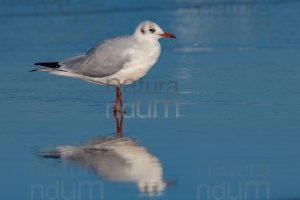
[{"left": 140, "top": 28, "right": 145, "bottom": 34}]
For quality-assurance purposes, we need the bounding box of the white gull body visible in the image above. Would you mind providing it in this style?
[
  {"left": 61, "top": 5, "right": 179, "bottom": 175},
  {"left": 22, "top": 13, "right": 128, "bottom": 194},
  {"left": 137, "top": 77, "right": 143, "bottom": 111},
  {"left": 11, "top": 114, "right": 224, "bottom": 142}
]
[{"left": 37, "top": 21, "right": 175, "bottom": 86}]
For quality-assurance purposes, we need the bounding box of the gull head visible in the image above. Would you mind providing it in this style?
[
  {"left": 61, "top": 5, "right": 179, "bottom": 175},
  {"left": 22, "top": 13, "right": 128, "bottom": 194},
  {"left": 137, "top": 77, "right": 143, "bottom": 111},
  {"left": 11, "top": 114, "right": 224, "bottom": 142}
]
[
  {"left": 138, "top": 180, "right": 167, "bottom": 196},
  {"left": 134, "top": 20, "right": 176, "bottom": 41}
]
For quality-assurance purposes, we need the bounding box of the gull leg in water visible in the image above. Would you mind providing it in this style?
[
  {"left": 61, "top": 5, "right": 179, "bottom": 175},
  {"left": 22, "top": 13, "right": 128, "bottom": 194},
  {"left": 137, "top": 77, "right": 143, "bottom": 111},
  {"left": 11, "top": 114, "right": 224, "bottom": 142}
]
[
  {"left": 117, "top": 112, "right": 124, "bottom": 138},
  {"left": 115, "top": 109, "right": 124, "bottom": 138},
  {"left": 114, "top": 87, "right": 124, "bottom": 137},
  {"left": 114, "top": 87, "right": 120, "bottom": 117},
  {"left": 118, "top": 87, "right": 125, "bottom": 114},
  {"left": 114, "top": 87, "right": 125, "bottom": 116}
]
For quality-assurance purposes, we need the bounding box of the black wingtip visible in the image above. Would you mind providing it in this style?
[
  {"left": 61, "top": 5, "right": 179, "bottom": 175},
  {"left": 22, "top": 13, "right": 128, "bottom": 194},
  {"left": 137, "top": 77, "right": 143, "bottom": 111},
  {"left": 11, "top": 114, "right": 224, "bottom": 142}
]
[
  {"left": 42, "top": 154, "right": 61, "bottom": 159},
  {"left": 35, "top": 62, "right": 60, "bottom": 68},
  {"left": 38, "top": 150, "right": 62, "bottom": 159}
]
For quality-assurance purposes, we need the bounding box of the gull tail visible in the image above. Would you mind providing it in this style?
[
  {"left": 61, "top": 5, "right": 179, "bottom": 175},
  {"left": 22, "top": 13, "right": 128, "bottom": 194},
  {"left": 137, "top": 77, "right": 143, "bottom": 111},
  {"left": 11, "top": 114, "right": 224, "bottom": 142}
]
[{"left": 31, "top": 62, "right": 61, "bottom": 72}]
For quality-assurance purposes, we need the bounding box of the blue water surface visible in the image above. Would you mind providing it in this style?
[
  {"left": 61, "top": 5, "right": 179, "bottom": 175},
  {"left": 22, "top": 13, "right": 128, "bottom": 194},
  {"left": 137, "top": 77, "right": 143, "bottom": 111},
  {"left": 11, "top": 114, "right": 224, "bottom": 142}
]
[{"left": 1, "top": 0, "right": 300, "bottom": 199}]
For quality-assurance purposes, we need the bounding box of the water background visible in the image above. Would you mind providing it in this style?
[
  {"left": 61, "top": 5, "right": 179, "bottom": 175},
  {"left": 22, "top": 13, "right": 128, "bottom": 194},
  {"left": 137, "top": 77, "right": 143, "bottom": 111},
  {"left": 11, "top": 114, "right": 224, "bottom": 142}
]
[{"left": 1, "top": 0, "right": 300, "bottom": 199}]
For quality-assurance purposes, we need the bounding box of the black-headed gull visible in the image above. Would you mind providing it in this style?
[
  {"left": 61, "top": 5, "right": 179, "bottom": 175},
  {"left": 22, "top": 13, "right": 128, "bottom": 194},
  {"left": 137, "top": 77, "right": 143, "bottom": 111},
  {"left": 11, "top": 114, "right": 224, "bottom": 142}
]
[
  {"left": 41, "top": 136, "right": 168, "bottom": 195},
  {"left": 33, "top": 20, "right": 175, "bottom": 116}
]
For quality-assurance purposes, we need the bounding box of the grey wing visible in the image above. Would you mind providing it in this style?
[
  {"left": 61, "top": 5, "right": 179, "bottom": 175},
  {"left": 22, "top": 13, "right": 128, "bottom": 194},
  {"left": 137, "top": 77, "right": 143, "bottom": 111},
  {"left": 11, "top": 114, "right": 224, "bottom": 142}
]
[
  {"left": 60, "top": 37, "right": 131, "bottom": 77},
  {"left": 83, "top": 148, "right": 133, "bottom": 181},
  {"left": 67, "top": 147, "right": 133, "bottom": 181}
]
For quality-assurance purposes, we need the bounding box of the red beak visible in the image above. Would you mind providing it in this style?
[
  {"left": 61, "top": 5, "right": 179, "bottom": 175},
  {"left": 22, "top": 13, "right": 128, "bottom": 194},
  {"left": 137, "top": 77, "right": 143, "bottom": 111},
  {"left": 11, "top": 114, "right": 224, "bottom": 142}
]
[{"left": 159, "top": 32, "right": 176, "bottom": 38}]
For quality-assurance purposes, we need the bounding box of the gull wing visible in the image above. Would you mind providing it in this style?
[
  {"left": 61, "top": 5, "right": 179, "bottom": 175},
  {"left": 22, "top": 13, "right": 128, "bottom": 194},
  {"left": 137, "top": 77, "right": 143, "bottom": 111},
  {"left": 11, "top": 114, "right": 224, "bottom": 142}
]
[{"left": 60, "top": 36, "right": 133, "bottom": 78}]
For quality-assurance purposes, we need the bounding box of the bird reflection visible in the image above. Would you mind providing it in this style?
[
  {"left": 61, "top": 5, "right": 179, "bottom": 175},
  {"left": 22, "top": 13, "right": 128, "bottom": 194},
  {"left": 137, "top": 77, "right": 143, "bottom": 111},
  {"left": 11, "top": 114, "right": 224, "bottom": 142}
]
[{"left": 41, "top": 114, "right": 166, "bottom": 195}]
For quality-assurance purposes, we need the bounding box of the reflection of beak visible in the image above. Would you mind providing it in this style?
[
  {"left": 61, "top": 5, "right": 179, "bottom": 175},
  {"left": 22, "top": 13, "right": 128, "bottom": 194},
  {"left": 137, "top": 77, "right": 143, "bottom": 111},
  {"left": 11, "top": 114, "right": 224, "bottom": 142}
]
[
  {"left": 159, "top": 32, "right": 176, "bottom": 38},
  {"left": 165, "top": 180, "right": 176, "bottom": 187}
]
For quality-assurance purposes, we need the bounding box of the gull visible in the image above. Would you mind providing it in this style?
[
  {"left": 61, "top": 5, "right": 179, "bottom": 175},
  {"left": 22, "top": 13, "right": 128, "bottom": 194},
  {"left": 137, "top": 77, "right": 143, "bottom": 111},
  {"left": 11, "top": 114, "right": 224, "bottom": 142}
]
[
  {"left": 33, "top": 20, "right": 175, "bottom": 116},
  {"left": 41, "top": 136, "right": 169, "bottom": 195}
]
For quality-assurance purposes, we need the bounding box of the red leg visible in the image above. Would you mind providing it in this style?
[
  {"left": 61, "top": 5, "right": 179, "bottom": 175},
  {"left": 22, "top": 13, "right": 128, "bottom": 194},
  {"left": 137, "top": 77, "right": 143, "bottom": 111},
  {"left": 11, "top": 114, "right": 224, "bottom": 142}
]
[
  {"left": 114, "top": 87, "right": 119, "bottom": 117},
  {"left": 118, "top": 111, "right": 124, "bottom": 138},
  {"left": 117, "top": 87, "right": 125, "bottom": 114},
  {"left": 114, "top": 86, "right": 124, "bottom": 138}
]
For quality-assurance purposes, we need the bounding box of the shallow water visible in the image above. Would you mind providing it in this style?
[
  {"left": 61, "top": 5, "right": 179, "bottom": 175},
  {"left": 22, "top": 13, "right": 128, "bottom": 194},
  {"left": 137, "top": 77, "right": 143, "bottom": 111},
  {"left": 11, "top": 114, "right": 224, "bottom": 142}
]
[{"left": 1, "top": 0, "right": 300, "bottom": 199}]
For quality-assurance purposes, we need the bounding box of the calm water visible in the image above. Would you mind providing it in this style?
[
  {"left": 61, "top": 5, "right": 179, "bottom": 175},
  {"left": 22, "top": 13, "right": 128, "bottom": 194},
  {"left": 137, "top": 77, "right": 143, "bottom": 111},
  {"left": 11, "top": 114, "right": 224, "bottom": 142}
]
[{"left": 1, "top": 0, "right": 300, "bottom": 199}]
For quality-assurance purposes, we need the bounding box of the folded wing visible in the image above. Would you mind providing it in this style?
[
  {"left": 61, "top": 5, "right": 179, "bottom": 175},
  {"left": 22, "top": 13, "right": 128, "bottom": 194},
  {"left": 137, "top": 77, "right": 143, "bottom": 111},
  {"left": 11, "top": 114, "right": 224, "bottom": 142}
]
[{"left": 60, "top": 36, "right": 132, "bottom": 78}]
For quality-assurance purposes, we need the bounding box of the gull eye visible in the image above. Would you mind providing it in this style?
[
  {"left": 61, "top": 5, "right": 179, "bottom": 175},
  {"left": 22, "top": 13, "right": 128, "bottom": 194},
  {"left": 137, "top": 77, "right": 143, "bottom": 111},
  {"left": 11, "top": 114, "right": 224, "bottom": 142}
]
[{"left": 149, "top": 28, "right": 155, "bottom": 33}]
